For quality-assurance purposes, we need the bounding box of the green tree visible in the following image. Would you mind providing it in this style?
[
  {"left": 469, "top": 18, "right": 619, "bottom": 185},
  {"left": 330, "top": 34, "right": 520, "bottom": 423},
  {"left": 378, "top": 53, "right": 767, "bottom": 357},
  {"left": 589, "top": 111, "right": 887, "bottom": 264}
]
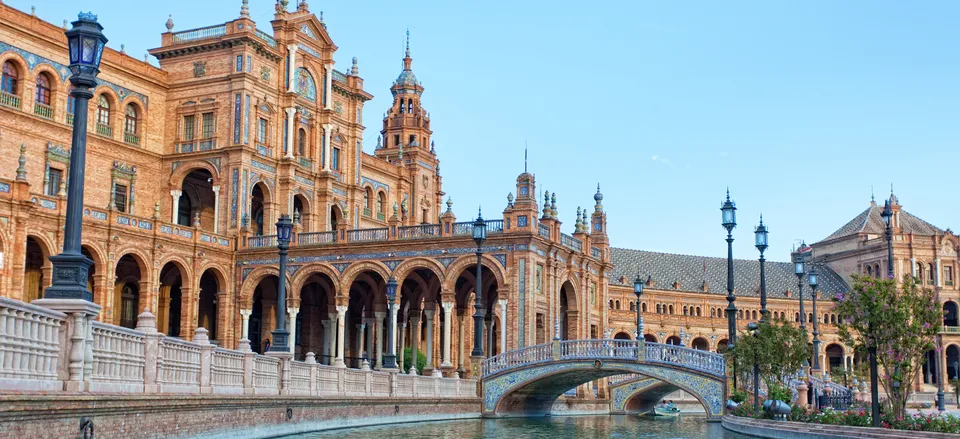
[
  {"left": 834, "top": 275, "right": 941, "bottom": 420},
  {"left": 402, "top": 347, "right": 426, "bottom": 374},
  {"left": 729, "top": 319, "right": 808, "bottom": 394}
]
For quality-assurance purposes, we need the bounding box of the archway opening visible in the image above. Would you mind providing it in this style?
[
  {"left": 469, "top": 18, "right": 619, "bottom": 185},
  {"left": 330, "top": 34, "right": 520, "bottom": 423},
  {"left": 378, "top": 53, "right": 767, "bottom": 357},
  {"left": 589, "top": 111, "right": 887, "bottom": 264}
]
[
  {"left": 198, "top": 270, "right": 219, "bottom": 341},
  {"left": 643, "top": 334, "right": 658, "bottom": 343},
  {"left": 716, "top": 339, "right": 729, "bottom": 353},
  {"left": 114, "top": 255, "right": 143, "bottom": 329},
  {"left": 692, "top": 337, "right": 709, "bottom": 351},
  {"left": 559, "top": 281, "right": 578, "bottom": 340},
  {"left": 453, "top": 262, "right": 500, "bottom": 374},
  {"left": 666, "top": 336, "right": 681, "bottom": 346},
  {"left": 250, "top": 275, "right": 279, "bottom": 354},
  {"left": 614, "top": 332, "right": 631, "bottom": 340},
  {"left": 348, "top": 270, "right": 386, "bottom": 369},
  {"left": 329, "top": 205, "right": 341, "bottom": 232},
  {"left": 944, "top": 302, "right": 958, "bottom": 327},
  {"left": 178, "top": 169, "right": 216, "bottom": 231},
  {"left": 23, "top": 236, "right": 48, "bottom": 301},
  {"left": 158, "top": 262, "right": 184, "bottom": 337},
  {"left": 947, "top": 345, "right": 960, "bottom": 382},
  {"left": 825, "top": 344, "right": 844, "bottom": 372},
  {"left": 251, "top": 183, "right": 268, "bottom": 236},
  {"left": 298, "top": 272, "right": 336, "bottom": 363},
  {"left": 293, "top": 194, "right": 309, "bottom": 231},
  {"left": 922, "top": 349, "right": 940, "bottom": 386}
]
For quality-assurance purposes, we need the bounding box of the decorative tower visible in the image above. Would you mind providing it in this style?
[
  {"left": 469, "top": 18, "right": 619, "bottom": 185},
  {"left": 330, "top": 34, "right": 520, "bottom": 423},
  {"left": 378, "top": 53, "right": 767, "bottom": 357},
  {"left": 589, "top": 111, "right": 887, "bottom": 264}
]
[{"left": 591, "top": 184, "right": 609, "bottom": 250}]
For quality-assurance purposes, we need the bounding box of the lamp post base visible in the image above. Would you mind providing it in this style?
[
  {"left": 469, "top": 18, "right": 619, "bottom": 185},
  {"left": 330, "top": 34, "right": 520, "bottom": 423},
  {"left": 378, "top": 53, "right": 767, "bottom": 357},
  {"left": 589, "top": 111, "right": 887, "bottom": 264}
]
[
  {"left": 43, "top": 253, "right": 94, "bottom": 301},
  {"left": 268, "top": 328, "right": 290, "bottom": 355}
]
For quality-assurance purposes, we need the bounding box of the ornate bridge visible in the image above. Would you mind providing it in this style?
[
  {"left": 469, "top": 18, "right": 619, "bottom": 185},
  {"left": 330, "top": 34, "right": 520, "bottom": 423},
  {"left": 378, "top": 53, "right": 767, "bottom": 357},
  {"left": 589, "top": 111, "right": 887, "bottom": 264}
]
[{"left": 480, "top": 339, "right": 727, "bottom": 420}]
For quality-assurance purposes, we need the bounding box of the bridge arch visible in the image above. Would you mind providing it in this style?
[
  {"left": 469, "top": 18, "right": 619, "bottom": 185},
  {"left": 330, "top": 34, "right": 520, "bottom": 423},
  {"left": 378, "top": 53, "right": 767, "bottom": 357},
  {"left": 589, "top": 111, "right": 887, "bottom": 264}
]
[{"left": 481, "top": 340, "right": 725, "bottom": 420}]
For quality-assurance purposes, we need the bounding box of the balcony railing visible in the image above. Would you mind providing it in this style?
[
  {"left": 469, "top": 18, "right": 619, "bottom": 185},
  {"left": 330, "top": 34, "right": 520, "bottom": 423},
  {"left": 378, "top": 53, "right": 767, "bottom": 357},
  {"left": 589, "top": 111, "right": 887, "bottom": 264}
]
[
  {"left": 363, "top": 208, "right": 372, "bottom": 217},
  {"left": 348, "top": 228, "right": 388, "bottom": 243},
  {"left": 297, "top": 157, "right": 313, "bottom": 168},
  {"left": 538, "top": 223, "right": 550, "bottom": 239},
  {"left": 298, "top": 231, "right": 335, "bottom": 246},
  {"left": 33, "top": 102, "right": 53, "bottom": 119},
  {"left": 95, "top": 123, "right": 113, "bottom": 137},
  {"left": 592, "top": 246, "right": 602, "bottom": 259},
  {"left": 172, "top": 25, "right": 227, "bottom": 43},
  {"left": 255, "top": 29, "right": 277, "bottom": 48},
  {"left": 124, "top": 132, "right": 140, "bottom": 146},
  {"left": 248, "top": 235, "right": 277, "bottom": 248},
  {"left": 943, "top": 326, "right": 960, "bottom": 334},
  {"left": 66, "top": 113, "right": 74, "bottom": 125},
  {"left": 256, "top": 144, "right": 272, "bottom": 157},
  {"left": 199, "top": 139, "right": 217, "bottom": 151},
  {"left": 0, "top": 90, "right": 21, "bottom": 109},
  {"left": 397, "top": 224, "right": 441, "bottom": 240},
  {"left": 561, "top": 233, "right": 583, "bottom": 252},
  {"left": 453, "top": 220, "right": 505, "bottom": 237}
]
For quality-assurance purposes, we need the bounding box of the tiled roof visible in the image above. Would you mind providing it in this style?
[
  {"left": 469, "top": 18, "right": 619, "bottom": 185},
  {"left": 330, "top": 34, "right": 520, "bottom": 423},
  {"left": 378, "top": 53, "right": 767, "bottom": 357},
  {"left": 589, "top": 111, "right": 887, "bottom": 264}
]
[
  {"left": 819, "top": 203, "right": 942, "bottom": 243},
  {"left": 608, "top": 248, "right": 848, "bottom": 299}
]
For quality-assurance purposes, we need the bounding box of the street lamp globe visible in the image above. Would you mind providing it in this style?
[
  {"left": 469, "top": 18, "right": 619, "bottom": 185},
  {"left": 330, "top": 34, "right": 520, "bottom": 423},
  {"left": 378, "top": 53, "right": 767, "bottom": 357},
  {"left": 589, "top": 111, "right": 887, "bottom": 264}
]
[
  {"left": 633, "top": 274, "right": 644, "bottom": 297},
  {"left": 65, "top": 13, "right": 108, "bottom": 80},
  {"left": 881, "top": 200, "right": 892, "bottom": 226},
  {"left": 747, "top": 322, "right": 759, "bottom": 336},
  {"left": 808, "top": 266, "right": 818, "bottom": 290},
  {"left": 721, "top": 190, "right": 737, "bottom": 233},
  {"left": 795, "top": 260, "right": 804, "bottom": 276},
  {"left": 754, "top": 216, "right": 768, "bottom": 253},
  {"left": 472, "top": 207, "right": 486, "bottom": 247},
  {"left": 276, "top": 215, "right": 293, "bottom": 242}
]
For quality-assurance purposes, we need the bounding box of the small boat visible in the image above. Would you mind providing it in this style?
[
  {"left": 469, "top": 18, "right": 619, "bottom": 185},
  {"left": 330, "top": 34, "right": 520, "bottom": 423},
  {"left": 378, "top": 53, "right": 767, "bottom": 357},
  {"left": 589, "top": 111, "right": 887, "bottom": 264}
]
[{"left": 653, "top": 404, "right": 681, "bottom": 417}]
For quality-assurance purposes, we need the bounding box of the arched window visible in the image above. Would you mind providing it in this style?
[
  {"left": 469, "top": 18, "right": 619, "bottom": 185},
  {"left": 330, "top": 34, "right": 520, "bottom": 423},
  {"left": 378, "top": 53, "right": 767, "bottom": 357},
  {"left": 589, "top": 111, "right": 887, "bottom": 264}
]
[
  {"left": 399, "top": 98, "right": 405, "bottom": 114},
  {"left": 407, "top": 100, "right": 413, "bottom": 114},
  {"left": 711, "top": 309, "right": 716, "bottom": 318},
  {"left": 297, "top": 128, "right": 306, "bottom": 156},
  {"left": 641, "top": 303, "right": 647, "bottom": 313},
  {"left": 928, "top": 263, "right": 935, "bottom": 284},
  {"left": 629, "top": 302, "right": 635, "bottom": 312},
  {"left": 35, "top": 73, "right": 51, "bottom": 105},
  {"left": 683, "top": 306, "right": 688, "bottom": 316},
  {"left": 668, "top": 305, "right": 674, "bottom": 315},
  {"left": 795, "top": 312, "right": 800, "bottom": 323},
  {"left": 752, "top": 310, "right": 758, "bottom": 320},
  {"left": 377, "top": 192, "right": 385, "bottom": 215},
  {"left": 1, "top": 61, "right": 18, "bottom": 95},
  {"left": 97, "top": 95, "right": 111, "bottom": 126},
  {"left": 124, "top": 104, "right": 138, "bottom": 134},
  {"left": 609, "top": 300, "right": 614, "bottom": 310},
  {"left": 874, "top": 264, "right": 880, "bottom": 277},
  {"left": 917, "top": 263, "right": 924, "bottom": 281},
  {"left": 866, "top": 265, "right": 872, "bottom": 276},
  {"left": 696, "top": 307, "right": 701, "bottom": 317},
  {"left": 615, "top": 300, "right": 620, "bottom": 310},
  {"left": 363, "top": 188, "right": 372, "bottom": 211}
]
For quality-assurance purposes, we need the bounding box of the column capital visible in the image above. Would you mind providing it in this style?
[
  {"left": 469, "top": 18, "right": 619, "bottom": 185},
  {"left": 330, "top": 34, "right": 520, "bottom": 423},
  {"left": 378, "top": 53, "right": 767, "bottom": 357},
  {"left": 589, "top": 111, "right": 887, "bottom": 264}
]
[
  {"left": 498, "top": 299, "right": 508, "bottom": 306},
  {"left": 324, "top": 63, "right": 333, "bottom": 72},
  {"left": 322, "top": 123, "right": 332, "bottom": 131},
  {"left": 423, "top": 309, "right": 435, "bottom": 319},
  {"left": 285, "top": 107, "right": 297, "bottom": 116},
  {"left": 287, "top": 43, "right": 297, "bottom": 52},
  {"left": 170, "top": 189, "right": 182, "bottom": 197},
  {"left": 374, "top": 311, "right": 386, "bottom": 319},
  {"left": 287, "top": 307, "right": 300, "bottom": 315},
  {"left": 441, "top": 301, "right": 455, "bottom": 312},
  {"left": 212, "top": 185, "right": 220, "bottom": 192},
  {"left": 336, "top": 305, "right": 348, "bottom": 314},
  {"left": 240, "top": 308, "right": 253, "bottom": 318}
]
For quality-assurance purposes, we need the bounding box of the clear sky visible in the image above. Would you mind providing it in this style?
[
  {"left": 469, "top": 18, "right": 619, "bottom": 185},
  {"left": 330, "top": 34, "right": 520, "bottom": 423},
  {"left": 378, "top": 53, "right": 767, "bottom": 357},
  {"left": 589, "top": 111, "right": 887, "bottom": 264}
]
[{"left": 13, "top": 0, "right": 960, "bottom": 262}]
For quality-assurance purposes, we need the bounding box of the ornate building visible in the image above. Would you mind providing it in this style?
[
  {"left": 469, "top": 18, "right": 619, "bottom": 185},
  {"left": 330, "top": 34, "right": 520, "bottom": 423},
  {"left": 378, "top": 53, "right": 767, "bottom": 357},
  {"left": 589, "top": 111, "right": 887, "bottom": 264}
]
[{"left": 0, "top": 1, "right": 956, "bottom": 398}]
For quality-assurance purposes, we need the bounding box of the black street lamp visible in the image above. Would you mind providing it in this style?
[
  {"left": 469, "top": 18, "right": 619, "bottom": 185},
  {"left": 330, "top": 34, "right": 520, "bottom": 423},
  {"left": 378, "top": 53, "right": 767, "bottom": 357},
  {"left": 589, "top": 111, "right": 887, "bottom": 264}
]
[
  {"left": 268, "top": 214, "right": 293, "bottom": 354},
  {"left": 794, "top": 256, "right": 806, "bottom": 330},
  {"left": 43, "top": 13, "right": 107, "bottom": 301},
  {"left": 748, "top": 321, "right": 760, "bottom": 417},
  {"left": 384, "top": 277, "right": 399, "bottom": 369},
  {"left": 868, "top": 200, "right": 893, "bottom": 427},
  {"left": 935, "top": 267, "right": 945, "bottom": 412},
  {"left": 755, "top": 215, "right": 769, "bottom": 322},
  {"left": 634, "top": 273, "right": 644, "bottom": 340},
  {"left": 470, "top": 208, "right": 487, "bottom": 357},
  {"left": 721, "top": 190, "right": 738, "bottom": 391},
  {"left": 809, "top": 265, "right": 821, "bottom": 373}
]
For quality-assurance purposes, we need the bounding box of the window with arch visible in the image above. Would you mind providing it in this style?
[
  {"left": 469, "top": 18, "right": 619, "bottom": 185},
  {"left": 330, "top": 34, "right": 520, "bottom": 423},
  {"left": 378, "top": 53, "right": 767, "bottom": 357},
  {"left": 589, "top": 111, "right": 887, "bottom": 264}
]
[
  {"left": 795, "top": 312, "right": 800, "bottom": 323},
  {"left": 97, "top": 95, "right": 111, "bottom": 126},
  {"left": 696, "top": 307, "right": 701, "bottom": 317},
  {"left": 363, "top": 188, "right": 372, "bottom": 213},
  {"left": 874, "top": 263, "right": 880, "bottom": 277},
  {"left": 927, "top": 263, "right": 935, "bottom": 284},
  {"left": 668, "top": 305, "right": 674, "bottom": 315},
  {"left": 35, "top": 72, "right": 51, "bottom": 106},
  {"left": 946, "top": 265, "right": 954, "bottom": 286},
  {"left": 399, "top": 98, "right": 405, "bottom": 114},
  {"left": 377, "top": 192, "right": 385, "bottom": 215},
  {"left": 683, "top": 306, "right": 688, "bottom": 316},
  {"left": 609, "top": 300, "right": 614, "bottom": 310},
  {"left": 297, "top": 128, "right": 306, "bottom": 156},
  {"left": 1, "top": 61, "right": 18, "bottom": 96},
  {"left": 615, "top": 300, "right": 620, "bottom": 310},
  {"left": 917, "top": 263, "right": 924, "bottom": 282},
  {"left": 124, "top": 104, "right": 138, "bottom": 134},
  {"left": 866, "top": 265, "right": 873, "bottom": 276},
  {"left": 641, "top": 303, "right": 647, "bottom": 313},
  {"left": 629, "top": 302, "right": 635, "bottom": 312},
  {"left": 711, "top": 309, "right": 716, "bottom": 318}
]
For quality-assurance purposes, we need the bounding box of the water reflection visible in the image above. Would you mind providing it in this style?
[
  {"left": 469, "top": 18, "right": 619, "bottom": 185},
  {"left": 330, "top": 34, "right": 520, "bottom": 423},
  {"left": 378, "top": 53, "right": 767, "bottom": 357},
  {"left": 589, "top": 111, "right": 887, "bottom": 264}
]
[{"left": 286, "top": 415, "right": 751, "bottom": 439}]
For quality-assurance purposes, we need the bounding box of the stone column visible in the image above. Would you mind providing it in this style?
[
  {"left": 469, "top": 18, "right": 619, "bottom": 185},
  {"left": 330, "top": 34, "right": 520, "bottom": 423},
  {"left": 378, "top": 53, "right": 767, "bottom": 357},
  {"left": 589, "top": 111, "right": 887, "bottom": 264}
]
[
  {"left": 284, "top": 108, "right": 296, "bottom": 159},
  {"left": 399, "top": 320, "right": 407, "bottom": 372},
  {"left": 408, "top": 312, "right": 421, "bottom": 375},
  {"left": 937, "top": 258, "right": 943, "bottom": 287},
  {"left": 334, "top": 306, "right": 346, "bottom": 367},
  {"left": 423, "top": 310, "right": 437, "bottom": 376},
  {"left": 356, "top": 323, "right": 366, "bottom": 369},
  {"left": 374, "top": 311, "right": 385, "bottom": 369},
  {"left": 364, "top": 317, "right": 375, "bottom": 365},
  {"left": 323, "top": 64, "right": 333, "bottom": 110},
  {"left": 321, "top": 123, "right": 332, "bottom": 171},
  {"left": 322, "top": 315, "right": 333, "bottom": 365},
  {"left": 387, "top": 302, "right": 399, "bottom": 370},
  {"left": 240, "top": 309, "right": 252, "bottom": 340},
  {"left": 457, "top": 313, "right": 465, "bottom": 376},
  {"left": 441, "top": 302, "right": 454, "bottom": 368},
  {"left": 212, "top": 185, "right": 221, "bottom": 234},
  {"left": 288, "top": 307, "right": 299, "bottom": 355},
  {"left": 498, "top": 299, "right": 508, "bottom": 354},
  {"left": 170, "top": 190, "right": 182, "bottom": 223},
  {"left": 286, "top": 44, "right": 297, "bottom": 92}
]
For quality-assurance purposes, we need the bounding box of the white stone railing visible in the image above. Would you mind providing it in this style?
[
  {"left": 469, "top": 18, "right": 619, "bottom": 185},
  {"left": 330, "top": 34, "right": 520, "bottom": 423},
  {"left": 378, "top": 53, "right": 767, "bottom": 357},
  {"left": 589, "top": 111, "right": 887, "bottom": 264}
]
[
  {"left": 89, "top": 321, "right": 146, "bottom": 393},
  {"left": 481, "top": 339, "right": 726, "bottom": 379},
  {"left": 0, "top": 297, "right": 65, "bottom": 391},
  {"left": 0, "top": 298, "right": 480, "bottom": 399}
]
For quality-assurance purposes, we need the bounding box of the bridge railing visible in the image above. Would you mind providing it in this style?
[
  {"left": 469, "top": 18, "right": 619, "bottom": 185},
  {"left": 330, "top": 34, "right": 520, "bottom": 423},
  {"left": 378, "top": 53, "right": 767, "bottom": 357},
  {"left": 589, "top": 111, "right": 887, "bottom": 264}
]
[{"left": 481, "top": 339, "right": 726, "bottom": 379}]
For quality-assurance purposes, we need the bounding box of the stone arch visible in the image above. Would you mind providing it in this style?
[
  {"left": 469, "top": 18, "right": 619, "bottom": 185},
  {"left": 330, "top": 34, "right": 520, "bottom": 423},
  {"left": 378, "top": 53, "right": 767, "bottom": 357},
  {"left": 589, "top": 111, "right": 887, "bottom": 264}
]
[
  {"left": 290, "top": 263, "right": 341, "bottom": 300},
  {"left": 239, "top": 266, "right": 289, "bottom": 308},
  {"left": 119, "top": 96, "right": 146, "bottom": 136},
  {"left": 442, "top": 254, "right": 506, "bottom": 292},
  {"left": 22, "top": 234, "right": 53, "bottom": 302},
  {"left": 0, "top": 52, "right": 29, "bottom": 96},
  {"left": 613, "top": 331, "right": 633, "bottom": 340},
  {"left": 169, "top": 161, "right": 221, "bottom": 188},
  {"left": 197, "top": 264, "right": 229, "bottom": 291},
  {"left": 393, "top": 257, "right": 446, "bottom": 287},
  {"left": 93, "top": 86, "right": 121, "bottom": 127},
  {"left": 157, "top": 255, "right": 194, "bottom": 290},
  {"left": 643, "top": 333, "right": 659, "bottom": 343},
  {"left": 338, "top": 261, "right": 391, "bottom": 296},
  {"left": 31, "top": 64, "right": 62, "bottom": 101}
]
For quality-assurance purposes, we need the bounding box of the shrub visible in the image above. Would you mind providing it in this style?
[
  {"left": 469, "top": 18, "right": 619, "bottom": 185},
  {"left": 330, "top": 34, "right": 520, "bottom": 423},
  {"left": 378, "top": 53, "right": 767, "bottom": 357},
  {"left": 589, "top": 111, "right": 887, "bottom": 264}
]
[
  {"left": 767, "top": 383, "right": 792, "bottom": 404},
  {"left": 730, "top": 389, "right": 749, "bottom": 404},
  {"left": 401, "top": 347, "right": 426, "bottom": 374}
]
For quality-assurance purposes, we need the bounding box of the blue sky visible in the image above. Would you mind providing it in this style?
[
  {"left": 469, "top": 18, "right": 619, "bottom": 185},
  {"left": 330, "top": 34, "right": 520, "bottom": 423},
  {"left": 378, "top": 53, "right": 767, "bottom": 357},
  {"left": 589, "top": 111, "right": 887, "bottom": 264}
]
[{"left": 14, "top": 0, "right": 960, "bottom": 261}]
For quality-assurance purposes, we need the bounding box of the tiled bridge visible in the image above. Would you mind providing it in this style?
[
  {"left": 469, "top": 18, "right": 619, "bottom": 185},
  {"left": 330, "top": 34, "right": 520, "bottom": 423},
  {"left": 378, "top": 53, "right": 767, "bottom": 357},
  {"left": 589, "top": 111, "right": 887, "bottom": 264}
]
[{"left": 480, "top": 340, "right": 727, "bottom": 420}]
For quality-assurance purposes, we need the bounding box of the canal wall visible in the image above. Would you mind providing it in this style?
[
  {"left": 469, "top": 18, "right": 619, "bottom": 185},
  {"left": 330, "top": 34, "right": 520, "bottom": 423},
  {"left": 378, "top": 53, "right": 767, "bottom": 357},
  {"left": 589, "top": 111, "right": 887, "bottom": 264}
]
[
  {"left": 0, "top": 394, "right": 482, "bottom": 439},
  {"left": 722, "top": 415, "right": 958, "bottom": 439}
]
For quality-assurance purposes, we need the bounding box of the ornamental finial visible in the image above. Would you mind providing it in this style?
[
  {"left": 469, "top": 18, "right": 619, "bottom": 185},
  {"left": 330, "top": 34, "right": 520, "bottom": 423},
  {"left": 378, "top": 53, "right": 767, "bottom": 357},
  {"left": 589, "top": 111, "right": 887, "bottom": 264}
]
[
  {"left": 165, "top": 14, "right": 174, "bottom": 32},
  {"left": 445, "top": 197, "right": 453, "bottom": 213},
  {"left": 550, "top": 192, "right": 557, "bottom": 219},
  {"left": 575, "top": 207, "right": 583, "bottom": 232},
  {"left": 430, "top": 140, "right": 435, "bottom": 154},
  {"left": 542, "top": 191, "right": 551, "bottom": 218},
  {"left": 351, "top": 57, "right": 358, "bottom": 75},
  {"left": 507, "top": 192, "right": 514, "bottom": 207},
  {"left": 240, "top": 0, "right": 250, "bottom": 17},
  {"left": 79, "top": 12, "right": 99, "bottom": 21},
  {"left": 16, "top": 144, "right": 27, "bottom": 181},
  {"left": 298, "top": 0, "right": 309, "bottom": 13},
  {"left": 405, "top": 28, "right": 411, "bottom": 58}
]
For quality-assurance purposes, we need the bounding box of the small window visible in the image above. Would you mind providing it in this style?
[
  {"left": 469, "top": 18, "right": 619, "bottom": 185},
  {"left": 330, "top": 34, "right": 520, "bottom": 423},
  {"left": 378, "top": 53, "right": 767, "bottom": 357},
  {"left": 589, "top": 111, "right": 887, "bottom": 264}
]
[
  {"left": 257, "top": 118, "right": 267, "bottom": 144},
  {"left": 928, "top": 263, "right": 935, "bottom": 284},
  {"left": 377, "top": 192, "right": 385, "bottom": 214},
  {"left": 183, "top": 115, "right": 196, "bottom": 140},
  {"left": 124, "top": 104, "right": 138, "bottom": 134},
  {"left": 393, "top": 134, "right": 400, "bottom": 147},
  {"left": 408, "top": 134, "right": 415, "bottom": 145},
  {"left": 364, "top": 188, "right": 372, "bottom": 210},
  {"left": 201, "top": 113, "right": 214, "bottom": 138},
  {"left": 46, "top": 168, "right": 62, "bottom": 197},
  {"left": 114, "top": 183, "right": 128, "bottom": 213},
  {"left": 35, "top": 73, "right": 51, "bottom": 106},
  {"left": 332, "top": 147, "right": 340, "bottom": 170},
  {"left": 946, "top": 266, "right": 954, "bottom": 285},
  {"left": 297, "top": 128, "right": 306, "bottom": 156},
  {"left": 1, "top": 61, "right": 18, "bottom": 95},
  {"left": 97, "top": 95, "right": 111, "bottom": 126}
]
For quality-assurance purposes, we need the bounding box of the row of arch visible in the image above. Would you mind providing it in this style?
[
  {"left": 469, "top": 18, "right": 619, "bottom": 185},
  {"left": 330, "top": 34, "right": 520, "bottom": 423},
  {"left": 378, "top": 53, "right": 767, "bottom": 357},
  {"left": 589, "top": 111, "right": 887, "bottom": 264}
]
[
  {"left": 0, "top": 57, "right": 144, "bottom": 138},
  {"left": 17, "top": 233, "right": 225, "bottom": 340}
]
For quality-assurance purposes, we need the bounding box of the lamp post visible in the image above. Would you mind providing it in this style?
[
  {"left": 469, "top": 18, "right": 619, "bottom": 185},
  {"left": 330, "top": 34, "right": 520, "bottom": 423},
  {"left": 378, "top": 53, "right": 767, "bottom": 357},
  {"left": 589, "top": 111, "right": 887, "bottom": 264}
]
[
  {"left": 748, "top": 322, "right": 760, "bottom": 417},
  {"left": 809, "top": 265, "right": 821, "bottom": 374},
  {"left": 268, "top": 214, "right": 293, "bottom": 354},
  {"left": 868, "top": 201, "right": 892, "bottom": 427},
  {"left": 42, "top": 13, "right": 107, "bottom": 302},
  {"left": 793, "top": 256, "right": 806, "bottom": 330},
  {"left": 634, "top": 273, "right": 644, "bottom": 340},
  {"left": 935, "top": 268, "right": 945, "bottom": 411},
  {"left": 383, "top": 277, "right": 399, "bottom": 369},
  {"left": 470, "top": 208, "right": 487, "bottom": 358},
  {"left": 755, "top": 216, "right": 769, "bottom": 322},
  {"left": 721, "top": 190, "right": 738, "bottom": 390}
]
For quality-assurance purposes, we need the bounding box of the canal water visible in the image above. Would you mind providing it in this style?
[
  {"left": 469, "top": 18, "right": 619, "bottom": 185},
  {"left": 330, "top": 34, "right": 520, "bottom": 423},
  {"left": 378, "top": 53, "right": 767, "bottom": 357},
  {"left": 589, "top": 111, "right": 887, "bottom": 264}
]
[{"left": 283, "top": 415, "right": 750, "bottom": 439}]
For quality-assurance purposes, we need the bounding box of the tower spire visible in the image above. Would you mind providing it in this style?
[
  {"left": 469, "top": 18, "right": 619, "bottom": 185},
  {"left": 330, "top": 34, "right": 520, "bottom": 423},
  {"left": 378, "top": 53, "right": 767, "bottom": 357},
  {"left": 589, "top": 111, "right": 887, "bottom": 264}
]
[
  {"left": 405, "top": 28, "right": 411, "bottom": 58},
  {"left": 524, "top": 141, "right": 528, "bottom": 173}
]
